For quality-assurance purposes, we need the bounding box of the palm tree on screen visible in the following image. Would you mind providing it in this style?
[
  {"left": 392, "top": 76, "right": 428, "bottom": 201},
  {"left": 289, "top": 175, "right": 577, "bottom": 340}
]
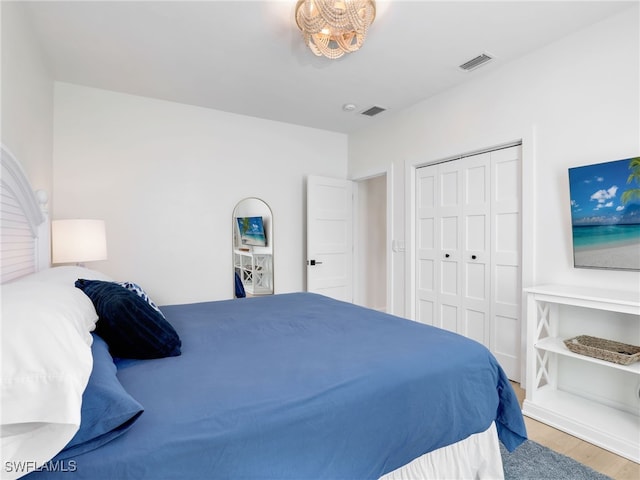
[{"left": 621, "top": 157, "right": 640, "bottom": 204}]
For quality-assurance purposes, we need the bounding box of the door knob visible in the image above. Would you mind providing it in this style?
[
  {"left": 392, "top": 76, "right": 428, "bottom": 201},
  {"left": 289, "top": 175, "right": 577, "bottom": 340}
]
[
  {"left": 445, "top": 253, "right": 450, "bottom": 258},
  {"left": 471, "top": 255, "right": 477, "bottom": 260}
]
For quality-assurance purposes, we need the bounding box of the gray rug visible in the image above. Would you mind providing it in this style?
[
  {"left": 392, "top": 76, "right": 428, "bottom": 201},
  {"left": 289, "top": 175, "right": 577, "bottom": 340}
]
[{"left": 501, "top": 440, "right": 613, "bottom": 480}]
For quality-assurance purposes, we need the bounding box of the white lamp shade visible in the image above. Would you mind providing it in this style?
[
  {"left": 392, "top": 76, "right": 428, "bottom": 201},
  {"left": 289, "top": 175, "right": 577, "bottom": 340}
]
[{"left": 52, "top": 219, "right": 108, "bottom": 264}]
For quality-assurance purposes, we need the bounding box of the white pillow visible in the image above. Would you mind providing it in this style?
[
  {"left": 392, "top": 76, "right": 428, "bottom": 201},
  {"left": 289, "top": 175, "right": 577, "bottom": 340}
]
[
  {"left": 18, "top": 266, "right": 114, "bottom": 285},
  {"left": 0, "top": 280, "right": 97, "bottom": 478}
]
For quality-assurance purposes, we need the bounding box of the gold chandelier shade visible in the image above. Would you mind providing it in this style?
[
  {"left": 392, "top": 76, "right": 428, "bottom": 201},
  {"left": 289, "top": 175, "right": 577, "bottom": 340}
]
[{"left": 295, "top": 0, "right": 376, "bottom": 59}]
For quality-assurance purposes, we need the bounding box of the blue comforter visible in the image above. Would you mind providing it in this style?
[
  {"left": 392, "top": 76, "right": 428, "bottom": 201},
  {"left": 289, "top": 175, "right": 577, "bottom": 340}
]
[{"left": 31, "top": 293, "right": 526, "bottom": 479}]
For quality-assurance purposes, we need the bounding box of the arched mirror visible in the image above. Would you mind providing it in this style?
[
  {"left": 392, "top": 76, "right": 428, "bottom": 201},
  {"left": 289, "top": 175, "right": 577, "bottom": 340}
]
[{"left": 232, "top": 198, "right": 273, "bottom": 297}]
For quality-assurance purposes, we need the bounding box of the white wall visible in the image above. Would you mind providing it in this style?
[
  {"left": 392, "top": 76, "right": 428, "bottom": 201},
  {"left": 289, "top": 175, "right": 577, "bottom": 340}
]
[
  {"left": 1, "top": 1, "right": 53, "bottom": 194},
  {"left": 348, "top": 6, "right": 640, "bottom": 317},
  {"left": 53, "top": 83, "right": 347, "bottom": 305}
]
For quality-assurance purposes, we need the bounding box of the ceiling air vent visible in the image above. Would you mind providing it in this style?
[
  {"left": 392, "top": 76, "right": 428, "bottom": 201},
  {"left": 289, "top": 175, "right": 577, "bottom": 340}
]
[
  {"left": 459, "top": 53, "right": 493, "bottom": 72},
  {"left": 360, "top": 106, "right": 386, "bottom": 117}
]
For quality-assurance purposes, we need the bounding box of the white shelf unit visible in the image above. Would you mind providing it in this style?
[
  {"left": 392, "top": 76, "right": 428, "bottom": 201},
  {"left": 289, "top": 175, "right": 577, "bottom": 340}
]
[
  {"left": 234, "top": 249, "right": 273, "bottom": 295},
  {"left": 523, "top": 284, "right": 640, "bottom": 463}
]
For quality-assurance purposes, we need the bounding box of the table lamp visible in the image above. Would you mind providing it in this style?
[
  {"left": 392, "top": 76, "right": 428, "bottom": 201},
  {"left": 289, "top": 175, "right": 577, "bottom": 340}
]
[{"left": 52, "top": 219, "right": 107, "bottom": 266}]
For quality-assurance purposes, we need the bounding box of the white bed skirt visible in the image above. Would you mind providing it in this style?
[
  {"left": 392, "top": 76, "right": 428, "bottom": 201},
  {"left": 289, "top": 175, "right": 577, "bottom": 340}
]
[{"left": 380, "top": 422, "right": 504, "bottom": 480}]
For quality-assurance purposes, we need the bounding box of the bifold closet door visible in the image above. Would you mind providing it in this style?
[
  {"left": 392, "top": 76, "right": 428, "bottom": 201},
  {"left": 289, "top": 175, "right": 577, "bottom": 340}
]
[
  {"left": 415, "top": 162, "right": 462, "bottom": 330},
  {"left": 415, "top": 165, "right": 439, "bottom": 327},
  {"left": 415, "top": 154, "right": 490, "bottom": 341},
  {"left": 489, "top": 146, "right": 521, "bottom": 379},
  {"left": 460, "top": 152, "right": 491, "bottom": 347},
  {"left": 415, "top": 145, "right": 521, "bottom": 380}
]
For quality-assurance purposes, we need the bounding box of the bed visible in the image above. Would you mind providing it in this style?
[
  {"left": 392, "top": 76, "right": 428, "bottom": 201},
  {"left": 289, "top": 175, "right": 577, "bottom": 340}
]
[{"left": 0, "top": 146, "right": 526, "bottom": 479}]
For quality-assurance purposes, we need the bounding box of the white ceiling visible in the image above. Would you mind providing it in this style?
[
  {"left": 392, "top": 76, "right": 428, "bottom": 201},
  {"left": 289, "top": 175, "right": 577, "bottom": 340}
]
[{"left": 23, "top": 0, "right": 635, "bottom": 134}]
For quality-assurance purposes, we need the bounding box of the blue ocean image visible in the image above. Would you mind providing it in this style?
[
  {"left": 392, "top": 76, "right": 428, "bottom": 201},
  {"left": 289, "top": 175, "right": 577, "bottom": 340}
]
[
  {"left": 572, "top": 224, "right": 640, "bottom": 249},
  {"left": 568, "top": 157, "right": 640, "bottom": 269},
  {"left": 242, "top": 231, "right": 266, "bottom": 244}
]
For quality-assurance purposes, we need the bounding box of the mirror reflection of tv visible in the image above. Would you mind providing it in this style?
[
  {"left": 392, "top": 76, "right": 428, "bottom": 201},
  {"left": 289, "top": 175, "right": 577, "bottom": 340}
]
[
  {"left": 568, "top": 156, "right": 640, "bottom": 271},
  {"left": 236, "top": 216, "right": 267, "bottom": 247}
]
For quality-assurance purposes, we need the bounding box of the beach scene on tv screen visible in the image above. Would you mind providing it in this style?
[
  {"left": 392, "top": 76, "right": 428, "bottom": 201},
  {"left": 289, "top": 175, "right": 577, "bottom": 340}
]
[
  {"left": 237, "top": 216, "right": 267, "bottom": 247},
  {"left": 569, "top": 157, "right": 640, "bottom": 271}
]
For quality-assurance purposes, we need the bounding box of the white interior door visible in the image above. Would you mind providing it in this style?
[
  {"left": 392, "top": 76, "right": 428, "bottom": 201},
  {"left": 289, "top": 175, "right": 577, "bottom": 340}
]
[{"left": 307, "top": 175, "right": 353, "bottom": 302}]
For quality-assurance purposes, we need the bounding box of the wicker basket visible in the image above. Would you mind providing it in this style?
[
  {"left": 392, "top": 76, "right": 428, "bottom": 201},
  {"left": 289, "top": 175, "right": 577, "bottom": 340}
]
[{"left": 564, "top": 335, "right": 640, "bottom": 365}]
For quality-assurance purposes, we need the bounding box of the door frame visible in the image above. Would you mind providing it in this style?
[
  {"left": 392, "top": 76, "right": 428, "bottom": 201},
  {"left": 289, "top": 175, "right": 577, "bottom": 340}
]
[{"left": 351, "top": 164, "right": 394, "bottom": 314}]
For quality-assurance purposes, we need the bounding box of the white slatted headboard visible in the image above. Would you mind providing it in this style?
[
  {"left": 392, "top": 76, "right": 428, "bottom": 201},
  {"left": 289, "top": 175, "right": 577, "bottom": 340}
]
[{"left": 1, "top": 145, "right": 49, "bottom": 283}]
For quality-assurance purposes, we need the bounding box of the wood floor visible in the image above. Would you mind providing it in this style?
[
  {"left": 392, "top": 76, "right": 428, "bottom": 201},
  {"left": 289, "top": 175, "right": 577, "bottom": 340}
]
[{"left": 510, "top": 382, "right": 639, "bottom": 480}]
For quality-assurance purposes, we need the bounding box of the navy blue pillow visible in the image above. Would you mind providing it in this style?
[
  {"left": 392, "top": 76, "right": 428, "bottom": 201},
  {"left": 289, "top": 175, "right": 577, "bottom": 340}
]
[
  {"left": 54, "top": 334, "right": 144, "bottom": 460},
  {"left": 75, "top": 279, "right": 181, "bottom": 359}
]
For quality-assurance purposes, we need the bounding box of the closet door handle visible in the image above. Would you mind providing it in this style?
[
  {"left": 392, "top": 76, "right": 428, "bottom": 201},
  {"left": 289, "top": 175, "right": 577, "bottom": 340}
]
[
  {"left": 445, "top": 253, "right": 450, "bottom": 258},
  {"left": 471, "top": 255, "right": 477, "bottom": 260}
]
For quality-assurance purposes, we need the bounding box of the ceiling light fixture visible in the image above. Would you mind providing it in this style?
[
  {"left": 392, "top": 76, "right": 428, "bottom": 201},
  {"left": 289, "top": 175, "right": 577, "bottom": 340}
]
[{"left": 295, "top": 0, "right": 376, "bottom": 59}]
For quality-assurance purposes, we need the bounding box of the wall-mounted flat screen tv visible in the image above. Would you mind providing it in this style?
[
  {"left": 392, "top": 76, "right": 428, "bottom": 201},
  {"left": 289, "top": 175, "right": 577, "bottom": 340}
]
[
  {"left": 568, "top": 157, "right": 640, "bottom": 271},
  {"left": 236, "top": 216, "right": 267, "bottom": 247}
]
